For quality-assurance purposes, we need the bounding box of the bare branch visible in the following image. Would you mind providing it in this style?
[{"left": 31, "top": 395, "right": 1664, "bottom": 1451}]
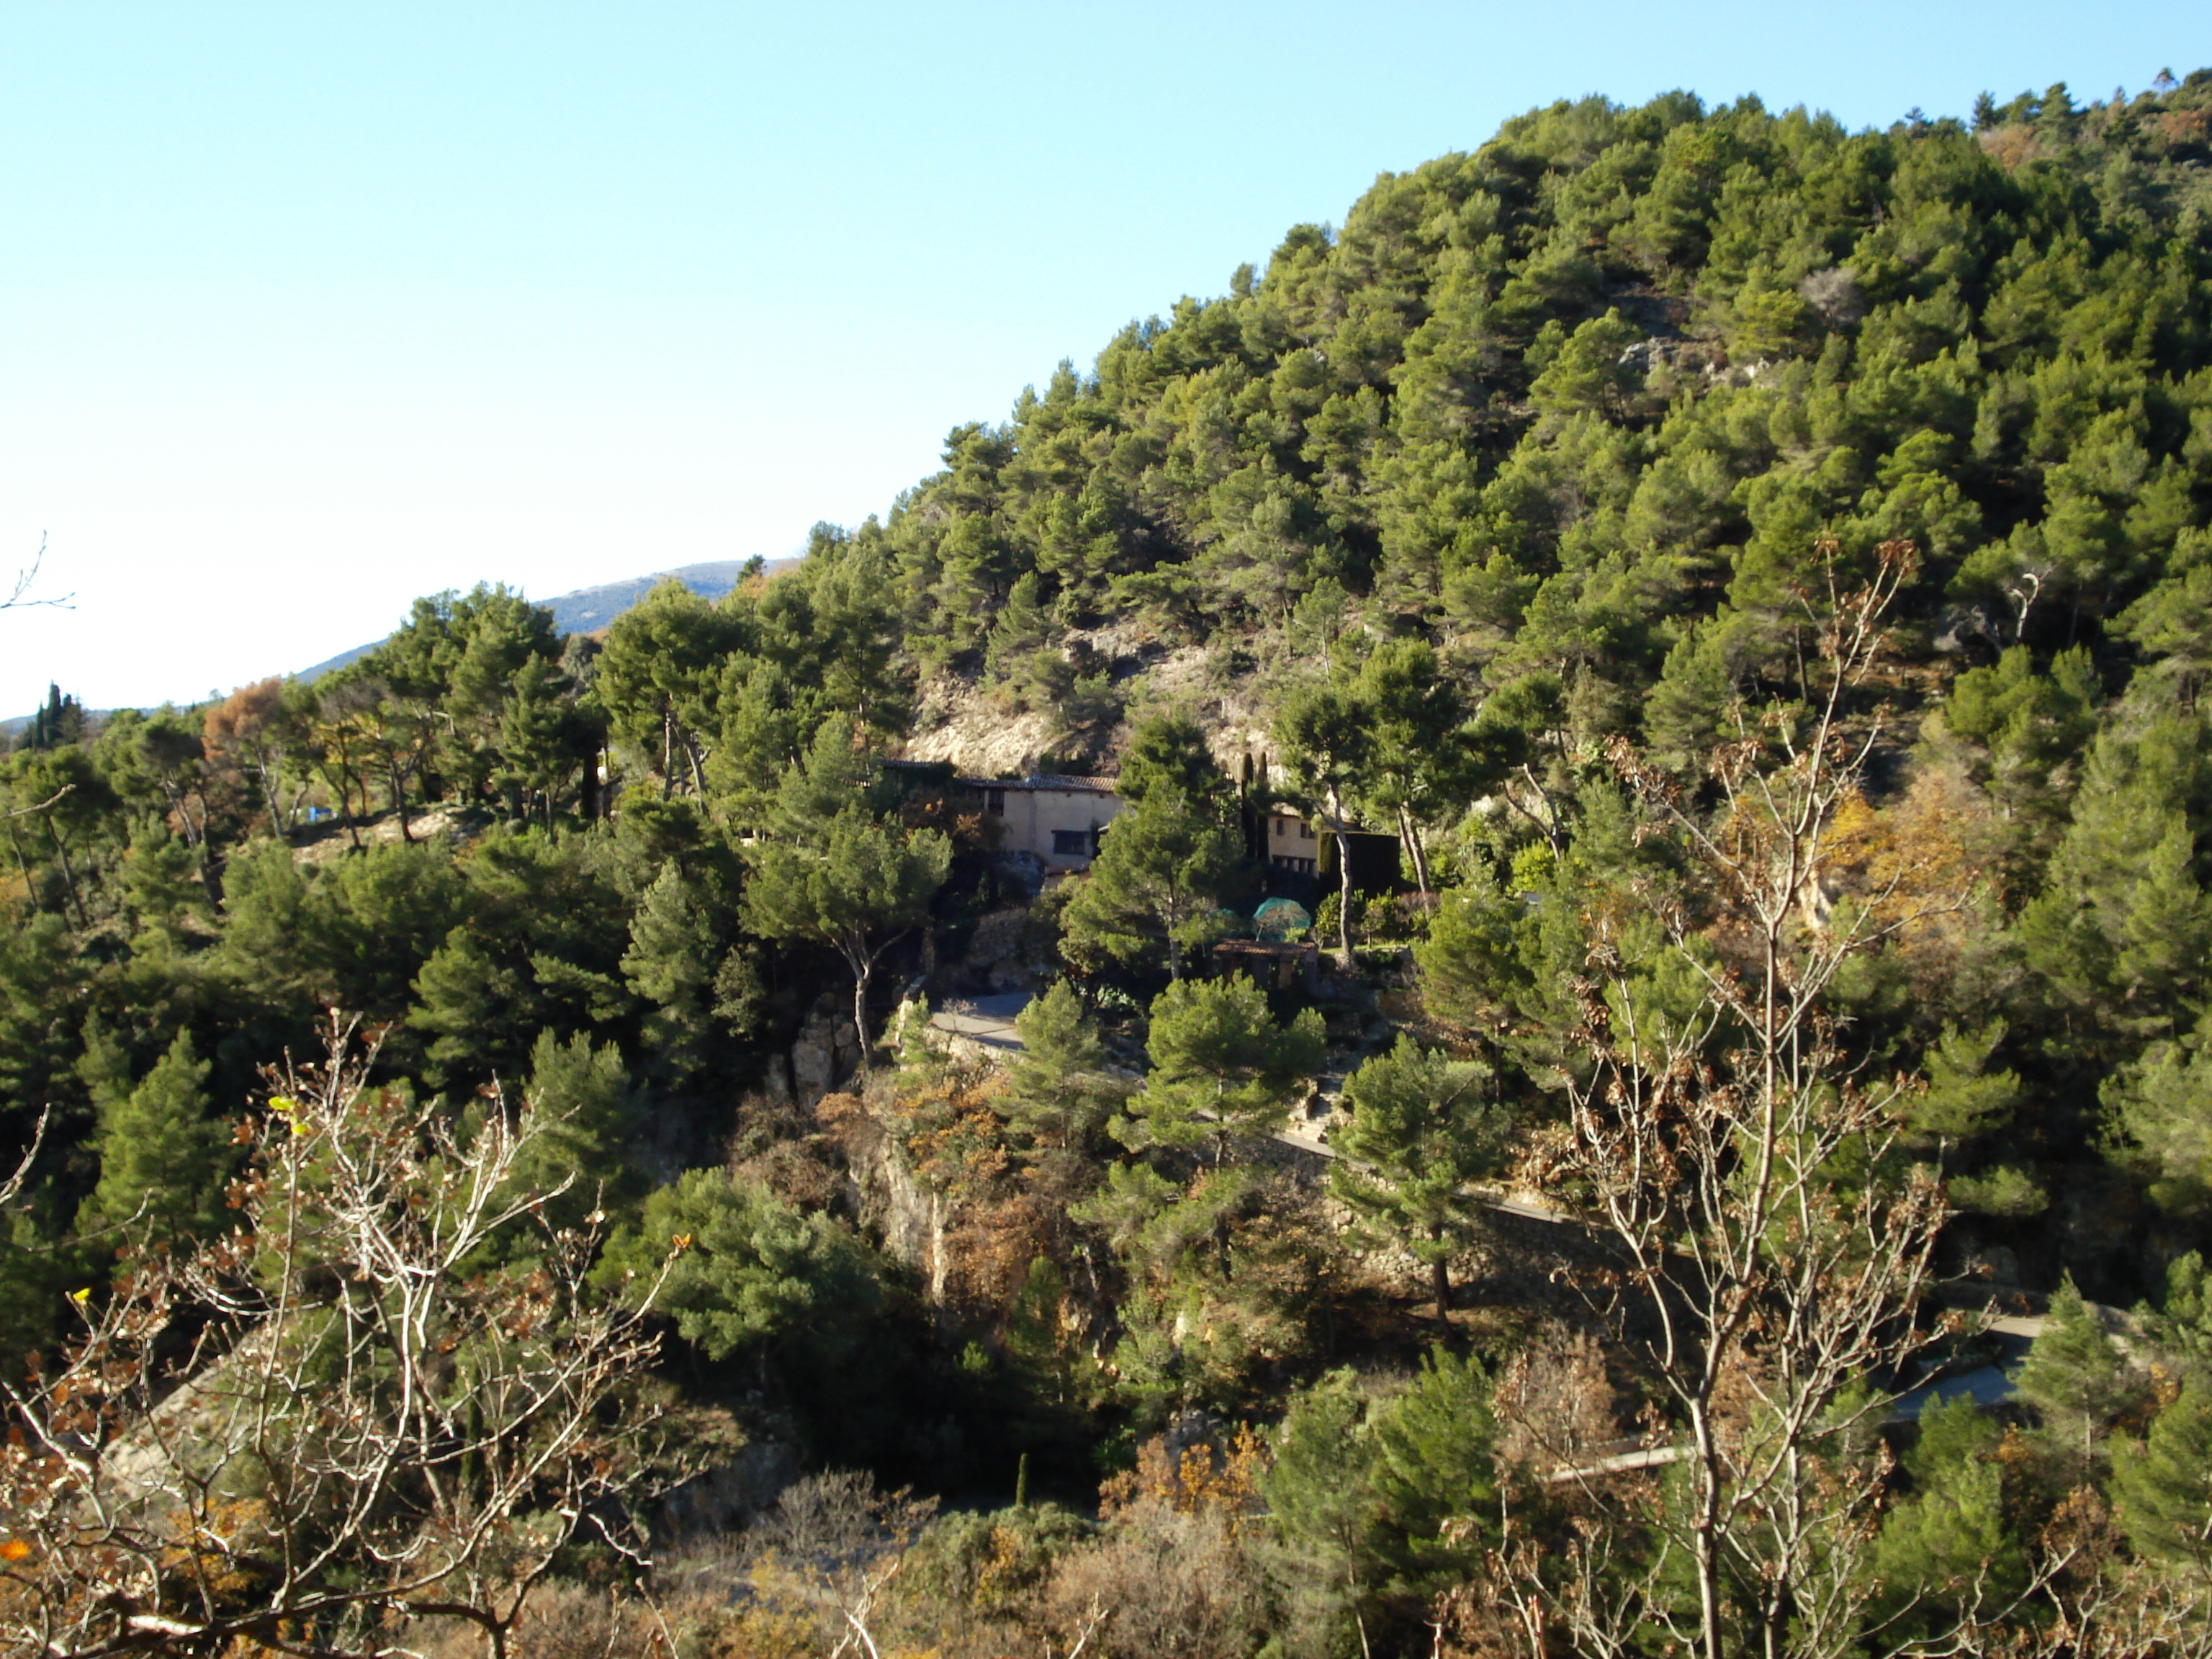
[
  {"left": 0, "top": 1106, "right": 46, "bottom": 1211},
  {"left": 4, "top": 534, "right": 73, "bottom": 611},
  {"left": 0, "top": 783, "right": 75, "bottom": 824}
]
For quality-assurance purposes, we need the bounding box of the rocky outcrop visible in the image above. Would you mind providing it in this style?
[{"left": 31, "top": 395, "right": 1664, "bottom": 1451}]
[
  {"left": 657, "top": 1437, "right": 801, "bottom": 1536},
  {"left": 814, "top": 1082, "right": 945, "bottom": 1304},
  {"left": 788, "top": 995, "right": 862, "bottom": 1110},
  {"left": 961, "top": 906, "right": 1052, "bottom": 991}
]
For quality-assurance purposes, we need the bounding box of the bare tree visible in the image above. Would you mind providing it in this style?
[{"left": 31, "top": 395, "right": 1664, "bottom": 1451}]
[
  {"left": 2003, "top": 1488, "right": 2212, "bottom": 1658},
  {"left": 0, "top": 1017, "right": 680, "bottom": 1659},
  {"left": 1496, "top": 543, "right": 1997, "bottom": 1659},
  {"left": 725, "top": 1468, "right": 938, "bottom": 1659}
]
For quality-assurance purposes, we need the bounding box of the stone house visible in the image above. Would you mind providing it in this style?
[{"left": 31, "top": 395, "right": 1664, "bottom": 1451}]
[{"left": 963, "top": 773, "right": 1127, "bottom": 871}]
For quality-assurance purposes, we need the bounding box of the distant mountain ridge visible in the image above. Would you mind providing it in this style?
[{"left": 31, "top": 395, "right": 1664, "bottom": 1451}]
[
  {"left": 4, "top": 559, "right": 794, "bottom": 732},
  {"left": 294, "top": 558, "right": 791, "bottom": 684}
]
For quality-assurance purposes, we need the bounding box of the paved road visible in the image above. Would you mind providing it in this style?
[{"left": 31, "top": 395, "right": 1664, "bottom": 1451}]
[{"left": 927, "top": 992, "right": 1033, "bottom": 1053}]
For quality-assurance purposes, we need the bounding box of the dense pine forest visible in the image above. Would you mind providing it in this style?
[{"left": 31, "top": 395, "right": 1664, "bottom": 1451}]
[{"left": 7, "top": 71, "right": 2212, "bottom": 1659}]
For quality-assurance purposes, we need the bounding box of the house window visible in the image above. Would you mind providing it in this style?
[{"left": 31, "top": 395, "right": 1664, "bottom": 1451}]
[
  {"left": 1052, "top": 830, "right": 1089, "bottom": 856},
  {"left": 986, "top": 788, "right": 1006, "bottom": 817},
  {"left": 1299, "top": 819, "right": 1315, "bottom": 840}
]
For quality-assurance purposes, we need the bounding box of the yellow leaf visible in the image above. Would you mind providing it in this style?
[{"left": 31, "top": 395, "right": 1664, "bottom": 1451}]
[
  {"left": 267, "top": 1095, "right": 296, "bottom": 1113},
  {"left": 67, "top": 1287, "right": 90, "bottom": 1304},
  {"left": 0, "top": 1538, "right": 30, "bottom": 1562}
]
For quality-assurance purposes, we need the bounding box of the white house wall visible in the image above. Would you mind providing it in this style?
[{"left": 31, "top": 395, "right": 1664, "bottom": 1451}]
[{"left": 980, "top": 783, "right": 1126, "bottom": 870}]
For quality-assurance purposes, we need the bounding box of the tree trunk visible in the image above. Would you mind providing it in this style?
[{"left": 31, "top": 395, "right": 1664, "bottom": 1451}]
[
  {"left": 261, "top": 763, "right": 287, "bottom": 834},
  {"left": 1326, "top": 784, "right": 1355, "bottom": 964},
  {"left": 46, "top": 823, "right": 87, "bottom": 930},
  {"left": 1397, "top": 801, "right": 1431, "bottom": 899},
  {"left": 162, "top": 781, "right": 202, "bottom": 848},
  {"left": 1514, "top": 763, "right": 1567, "bottom": 857},
  {"left": 1690, "top": 1401, "right": 1725, "bottom": 1659},
  {"left": 850, "top": 957, "right": 873, "bottom": 1070},
  {"left": 197, "top": 841, "right": 225, "bottom": 912},
  {"left": 1431, "top": 1241, "right": 1451, "bottom": 1330},
  {"left": 390, "top": 758, "right": 415, "bottom": 842},
  {"left": 6, "top": 826, "right": 39, "bottom": 913}
]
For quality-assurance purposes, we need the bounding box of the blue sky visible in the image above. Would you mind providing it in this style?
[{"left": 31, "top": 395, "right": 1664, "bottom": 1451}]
[{"left": 1, "top": 1, "right": 2203, "bottom": 714}]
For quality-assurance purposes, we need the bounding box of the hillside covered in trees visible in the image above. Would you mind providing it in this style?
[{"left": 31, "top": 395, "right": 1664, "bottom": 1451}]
[{"left": 7, "top": 71, "right": 2212, "bottom": 1659}]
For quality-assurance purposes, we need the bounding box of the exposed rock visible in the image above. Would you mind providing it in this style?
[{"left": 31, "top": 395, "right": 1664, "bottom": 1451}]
[
  {"left": 790, "top": 996, "right": 861, "bottom": 1109},
  {"left": 962, "top": 904, "right": 1051, "bottom": 991},
  {"left": 904, "top": 676, "right": 1058, "bottom": 775},
  {"left": 1932, "top": 602, "right": 2002, "bottom": 658},
  {"left": 758, "top": 1049, "right": 796, "bottom": 1112},
  {"left": 1958, "top": 1244, "right": 2024, "bottom": 1289},
  {"left": 657, "top": 1437, "right": 801, "bottom": 1536},
  {"left": 814, "top": 1086, "right": 943, "bottom": 1296}
]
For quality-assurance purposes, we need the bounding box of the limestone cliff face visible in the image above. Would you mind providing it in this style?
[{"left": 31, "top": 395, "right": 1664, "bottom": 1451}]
[
  {"left": 813, "top": 1084, "right": 945, "bottom": 1308},
  {"left": 902, "top": 678, "right": 1059, "bottom": 777},
  {"left": 895, "top": 621, "right": 1280, "bottom": 781}
]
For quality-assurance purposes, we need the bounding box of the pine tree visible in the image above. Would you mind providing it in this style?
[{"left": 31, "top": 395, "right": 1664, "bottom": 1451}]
[
  {"left": 2114, "top": 815, "right": 2212, "bottom": 1028},
  {"left": 410, "top": 927, "right": 540, "bottom": 1089},
  {"left": 117, "top": 822, "right": 207, "bottom": 950},
  {"left": 742, "top": 807, "right": 950, "bottom": 1060},
  {"left": 1867, "top": 1396, "right": 2029, "bottom": 1638},
  {"left": 595, "top": 1167, "right": 882, "bottom": 1370},
  {"left": 621, "top": 863, "right": 720, "bottom": 1082},
  {"left": 2148, "top": 1250, "right": 2212, "bottom": 1375},
  {"left": 1117, "top": 713, "right": 1229, "bottom": 817},
  {"left": 1261, "top": 1370, "right": 1382, "bottom": 1646},
  {"left": 1352, "top": 639, "right": 1466, "bottom": 898},
  {"left": 1910, "top": 1020, "right": 2022, "bottom": 1143},
  {"left": 1367, "top": 1346, "right": 1498, "bottom": 1588},
  {"left": 79, "top": 1028, "right": 229, "bottom": 1252},
  {"left": 2113, "top": 1379, "right": 2212, "bottom": 1575},
  {"left": 2103, "top": 1012, "right": 2212, "bottom": 1215},
  {"left": 495, "top": 653, "right": 579, "bottom": 824},
  {"left": 1002, "top": 980, "right": 1128, "bottom": 1154},
  {"left": 1331, "top": 1038, "right": 1507, "bottom": 1326},
  {"left": 1058, "top": 791, "right": 1236, "bottom": 979},
  {"left": 500, "top": 1028, "right": 644, "bottom": 1241},
  {"left": 1115, "top": 976, "right": 1324, "bottom": 1159},
  {"left": 213, "top": 837, "right": 315, "bottom": 1010},
  {"left": 1275, "top": 683, "right": 1372, "bottom": 962},
  {"left": 2016, "top": 1275, "right": 2136, "bottom": 1467}
]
